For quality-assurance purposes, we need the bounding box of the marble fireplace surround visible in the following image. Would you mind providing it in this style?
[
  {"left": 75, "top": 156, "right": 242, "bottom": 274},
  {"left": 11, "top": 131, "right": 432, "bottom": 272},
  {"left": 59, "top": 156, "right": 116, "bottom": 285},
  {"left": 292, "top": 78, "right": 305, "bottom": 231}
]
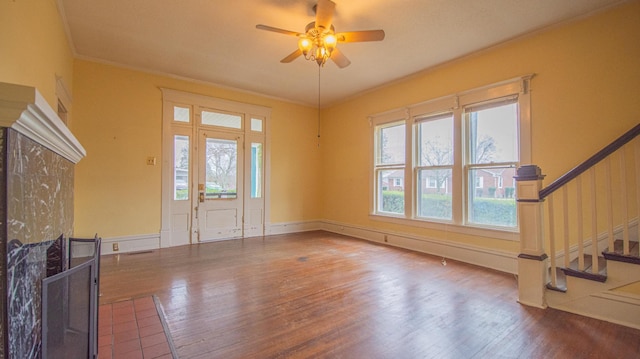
[{"left": 0, "top": 82, "right": 86, "bottom": 358}]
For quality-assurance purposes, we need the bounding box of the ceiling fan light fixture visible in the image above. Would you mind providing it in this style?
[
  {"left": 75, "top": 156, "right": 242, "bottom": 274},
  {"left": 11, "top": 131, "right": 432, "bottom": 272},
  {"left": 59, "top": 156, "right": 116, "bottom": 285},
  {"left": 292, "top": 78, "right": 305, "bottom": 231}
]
[
  {"left": 298, "top": 37, "right": 312, "bottom": 56},
  {"left": 315, "top": 46, "right": 328, "bottom": 66},
  {"left": 324, "top": 33, "right": 337, "bottom": 51}
]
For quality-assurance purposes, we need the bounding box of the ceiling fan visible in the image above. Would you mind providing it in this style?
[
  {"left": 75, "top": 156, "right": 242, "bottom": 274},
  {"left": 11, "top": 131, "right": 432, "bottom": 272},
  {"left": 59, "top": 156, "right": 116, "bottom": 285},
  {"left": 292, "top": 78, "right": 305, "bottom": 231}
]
[{"left": 256, "top": 0, "right": 385, "bottom": 68}]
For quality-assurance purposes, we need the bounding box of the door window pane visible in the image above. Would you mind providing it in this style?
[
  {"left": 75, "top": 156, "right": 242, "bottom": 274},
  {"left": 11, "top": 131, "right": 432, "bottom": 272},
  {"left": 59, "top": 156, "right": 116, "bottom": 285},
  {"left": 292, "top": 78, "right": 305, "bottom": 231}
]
[
  {"left": 378, "top": 170, "right": 404, "bottom": 214},
  {"left": 468, "top": 167, "right": 517, "bottom": 227},
  {"left": 174, "top": 106, "right": 190, "bottom": 123},
  {"left": 377, "top": 123, "right": 405, "bottom": 165},
  {"left": 202, "top": 110, "right": 242, "bottom": 129},
  {"left": 251, "top": 143, "right": 263, "bottom": 198},
  {"left": 205, "top": 138, "right": 237, "bottom": 199},
  {"left": 174, "top": 135, "right": 189, "bottom": 200},
  {"left": 417, "top": 169, "right": 452, "bottom": 220}
]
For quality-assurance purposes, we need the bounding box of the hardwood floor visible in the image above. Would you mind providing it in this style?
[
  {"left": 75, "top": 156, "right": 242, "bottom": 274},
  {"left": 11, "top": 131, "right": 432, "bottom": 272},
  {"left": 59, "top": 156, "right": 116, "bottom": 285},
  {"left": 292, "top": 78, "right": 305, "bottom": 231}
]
[{"left": 100, "top": 231, "right": 640, "bottom": 358}]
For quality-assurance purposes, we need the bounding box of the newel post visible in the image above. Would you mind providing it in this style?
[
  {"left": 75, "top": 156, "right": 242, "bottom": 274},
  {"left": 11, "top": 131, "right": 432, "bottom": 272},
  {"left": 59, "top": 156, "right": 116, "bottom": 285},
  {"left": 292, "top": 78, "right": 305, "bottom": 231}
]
[{"left": 514, "top": 165, "right": 548, "bottom": 308}]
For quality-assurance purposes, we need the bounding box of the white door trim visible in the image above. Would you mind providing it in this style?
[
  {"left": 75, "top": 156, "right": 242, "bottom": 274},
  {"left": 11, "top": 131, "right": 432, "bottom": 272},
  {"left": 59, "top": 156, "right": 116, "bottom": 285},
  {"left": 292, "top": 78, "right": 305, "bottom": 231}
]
[{"left": 160, "top": 88, "right": 271, "bottom": 248}]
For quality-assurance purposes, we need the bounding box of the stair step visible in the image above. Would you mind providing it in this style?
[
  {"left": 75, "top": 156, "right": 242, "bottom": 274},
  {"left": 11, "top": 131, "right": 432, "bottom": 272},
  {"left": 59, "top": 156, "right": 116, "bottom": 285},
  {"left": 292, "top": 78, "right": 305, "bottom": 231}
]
[
  {"left": 561, "top": 254, "right": 607, "bottom": 283},
  {"left": 602, "top": 239, "right": 640, "bottom": 265},
  {"left": 548, "top": 240, "right": 639, "bottom": 291},
  {"left": 569, "top": 254, "right": 607, "bottom": 274}
]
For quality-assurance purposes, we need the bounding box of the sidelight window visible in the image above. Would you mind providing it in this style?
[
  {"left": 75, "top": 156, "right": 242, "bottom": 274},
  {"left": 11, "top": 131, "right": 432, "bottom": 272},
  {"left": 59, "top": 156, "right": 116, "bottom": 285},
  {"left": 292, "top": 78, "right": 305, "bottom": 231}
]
[{"left": 174, "top": 135, "right": 190, "bottom": 200}]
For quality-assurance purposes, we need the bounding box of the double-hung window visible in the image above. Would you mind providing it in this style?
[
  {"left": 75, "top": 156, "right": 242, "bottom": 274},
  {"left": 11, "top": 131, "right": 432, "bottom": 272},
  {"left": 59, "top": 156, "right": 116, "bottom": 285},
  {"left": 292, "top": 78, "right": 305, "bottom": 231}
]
[
  {"left": 374, "top": 120, "right": 406, "bottom": 215},
  {"left": 465, "top": 98, "right": 519, "bottom": 227},
  {"left": 416, "top": 113, "right": 454, "bottom": 220},
  {"left": 370, "top": 76, "right": 532, "bottom": 237}
]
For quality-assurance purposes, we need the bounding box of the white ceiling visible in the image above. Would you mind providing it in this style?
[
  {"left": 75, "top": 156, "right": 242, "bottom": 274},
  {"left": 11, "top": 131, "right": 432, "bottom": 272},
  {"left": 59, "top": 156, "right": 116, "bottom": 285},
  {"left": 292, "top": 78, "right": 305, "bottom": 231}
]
[{"left": 57, "top": 0, "right": 624, "bottom": 107}]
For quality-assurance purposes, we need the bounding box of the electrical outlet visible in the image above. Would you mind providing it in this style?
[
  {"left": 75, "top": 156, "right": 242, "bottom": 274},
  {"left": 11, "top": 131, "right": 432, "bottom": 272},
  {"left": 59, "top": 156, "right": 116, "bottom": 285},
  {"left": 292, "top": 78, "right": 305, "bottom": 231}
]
[
  {"left": 112, "top": 243, "right": 119, "bottom": 252},
  {"left": 146, "top": 157, "right": 156, "bottom": 165}
]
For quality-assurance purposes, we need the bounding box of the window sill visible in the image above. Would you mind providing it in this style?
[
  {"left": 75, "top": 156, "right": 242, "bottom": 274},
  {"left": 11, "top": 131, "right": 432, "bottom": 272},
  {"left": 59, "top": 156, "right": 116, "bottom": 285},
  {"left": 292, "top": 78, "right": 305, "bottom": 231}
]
[{"left": 368, "top": 214, "right": 520, "bottom": 242}]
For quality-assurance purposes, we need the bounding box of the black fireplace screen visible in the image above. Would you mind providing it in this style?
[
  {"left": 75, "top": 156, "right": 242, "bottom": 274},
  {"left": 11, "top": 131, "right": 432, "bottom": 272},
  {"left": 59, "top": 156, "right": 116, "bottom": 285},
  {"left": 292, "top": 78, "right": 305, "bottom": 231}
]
[{"left": 42, "top": 236, "right": 101, "bottom": 359}]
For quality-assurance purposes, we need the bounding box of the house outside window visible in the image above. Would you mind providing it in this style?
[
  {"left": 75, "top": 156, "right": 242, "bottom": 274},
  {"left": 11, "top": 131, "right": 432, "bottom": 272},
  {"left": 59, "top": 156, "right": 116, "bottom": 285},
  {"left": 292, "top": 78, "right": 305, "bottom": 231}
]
[
  {"left": 425, "top": 176, "right": 438, "bottom": 188},
  {"left": 475, "top": 176, "right": 484, "bottom": 189},
  {"left": 370, "top": 76, "right": 532, "bottom": 236}
]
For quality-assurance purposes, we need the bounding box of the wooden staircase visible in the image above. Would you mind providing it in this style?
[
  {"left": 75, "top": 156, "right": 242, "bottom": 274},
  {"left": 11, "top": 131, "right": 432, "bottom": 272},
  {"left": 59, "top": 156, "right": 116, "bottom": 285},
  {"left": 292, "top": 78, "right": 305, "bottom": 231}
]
[{"left": 516, "top": 124, "right": 640, "bottom": 329}]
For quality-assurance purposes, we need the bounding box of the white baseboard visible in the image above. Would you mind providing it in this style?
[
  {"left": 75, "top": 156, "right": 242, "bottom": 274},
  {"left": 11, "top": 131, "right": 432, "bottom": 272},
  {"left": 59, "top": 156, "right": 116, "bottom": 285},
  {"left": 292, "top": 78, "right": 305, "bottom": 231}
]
[
  {"left": 101, "top": 233, "right": 160, "bottom": 255},
  {"left": 265, "top": 220, "right": 323, "bottom": 235},
  {"left": 100, "top": 221, "right": 518, "bottom": 274},
  {"left": 319, "top": 220, "right": 518, "bottom": 274}
]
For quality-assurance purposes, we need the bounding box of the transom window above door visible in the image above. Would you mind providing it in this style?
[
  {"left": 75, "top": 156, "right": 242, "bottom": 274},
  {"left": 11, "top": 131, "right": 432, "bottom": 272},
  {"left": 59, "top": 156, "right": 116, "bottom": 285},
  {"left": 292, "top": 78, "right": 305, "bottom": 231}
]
[{"left": 201, "top": 109, "right": 242, "bottom": 129}]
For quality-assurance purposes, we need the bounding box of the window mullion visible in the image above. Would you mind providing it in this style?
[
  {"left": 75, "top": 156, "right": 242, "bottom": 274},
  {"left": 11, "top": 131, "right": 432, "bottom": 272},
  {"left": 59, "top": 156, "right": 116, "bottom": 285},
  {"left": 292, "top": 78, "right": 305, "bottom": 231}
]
[
  {"left": 451, "top": 108, "right": 463, "bottom": 225},
  {"left": 404, "top": 118, "right": 413, "bottom": 219}
]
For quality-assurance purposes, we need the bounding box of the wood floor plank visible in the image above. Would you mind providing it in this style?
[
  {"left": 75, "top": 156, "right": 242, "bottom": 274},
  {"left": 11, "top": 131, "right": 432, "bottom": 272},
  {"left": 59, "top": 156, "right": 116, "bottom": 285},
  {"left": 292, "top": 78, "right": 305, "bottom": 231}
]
[{"left": 99, "top": 231, "right": 640, "bottom": 358}]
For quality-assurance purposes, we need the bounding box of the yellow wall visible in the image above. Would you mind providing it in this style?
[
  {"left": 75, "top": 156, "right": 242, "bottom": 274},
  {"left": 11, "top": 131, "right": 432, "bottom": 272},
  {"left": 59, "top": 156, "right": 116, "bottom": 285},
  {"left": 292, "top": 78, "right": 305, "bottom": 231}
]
[
  {"left": 0, "top": 0, "right": 74, "bottom": 113},
  {"left": 320, "top": 1, "right": 640, "bottom": 253},
  {"left": 4, "top": 0, "right": 637, "bottom": 250},
  {"left": 72, "top": 60, "right": 321, "bottom": 237}
]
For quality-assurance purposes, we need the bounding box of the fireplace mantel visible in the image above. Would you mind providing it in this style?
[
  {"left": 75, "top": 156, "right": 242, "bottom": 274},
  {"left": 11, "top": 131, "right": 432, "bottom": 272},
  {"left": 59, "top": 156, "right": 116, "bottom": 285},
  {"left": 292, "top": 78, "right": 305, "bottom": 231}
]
[{"left": 0, "top": 82, "right": 85, "bottom": 163}]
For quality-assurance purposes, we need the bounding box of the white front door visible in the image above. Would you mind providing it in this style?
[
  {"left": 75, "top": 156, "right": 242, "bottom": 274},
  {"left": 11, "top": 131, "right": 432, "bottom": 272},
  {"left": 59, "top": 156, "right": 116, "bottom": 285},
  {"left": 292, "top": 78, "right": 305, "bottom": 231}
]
[{"left": 195, "top": 130, "right": 244, "bottom": 241}]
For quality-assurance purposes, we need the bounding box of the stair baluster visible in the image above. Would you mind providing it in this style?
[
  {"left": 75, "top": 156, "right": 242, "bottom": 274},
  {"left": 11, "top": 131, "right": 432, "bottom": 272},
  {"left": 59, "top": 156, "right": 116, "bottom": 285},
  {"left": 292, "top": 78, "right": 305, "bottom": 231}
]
[
  {"left": 577, "top": 177, "right": 585, "bottom": 271},
  {"left": 590, "top": 168, "right": 599, "bottom": 273},
  {"left": 562, "top": 187, "right": 570, "bottom": 269},
  {"left": 548, "top": 195, "right": 558, "bottom": 288},
  {"left": 619, "top": 147, "right": 630, "bottom": 255},
  {"left": 605, "top": 157, "right": 615, "bottom": 253}
]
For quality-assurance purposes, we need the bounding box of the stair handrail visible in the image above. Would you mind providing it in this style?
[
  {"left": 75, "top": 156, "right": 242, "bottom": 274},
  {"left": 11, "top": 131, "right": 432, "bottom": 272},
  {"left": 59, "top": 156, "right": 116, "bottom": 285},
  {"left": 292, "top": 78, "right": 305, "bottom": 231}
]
[{"left": 539, "top": 123, "right": 640, "bottom": 199}]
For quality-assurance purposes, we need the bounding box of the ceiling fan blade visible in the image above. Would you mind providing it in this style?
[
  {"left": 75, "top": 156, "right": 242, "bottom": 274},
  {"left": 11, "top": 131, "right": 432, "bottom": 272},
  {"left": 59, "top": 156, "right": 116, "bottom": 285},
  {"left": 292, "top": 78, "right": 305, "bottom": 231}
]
[
  {"left": 256, "top": 24, "right": 301, "bottom": 37},
  {"left": 315, "top": 0, "right": 335, "bottom": 30},
  {"left": 336, "top": 30, "right": 386, "bottom": 42},
  {"left": 281, "top": 49, "right": 303, "bottom": 63},
  {"left": 330, "top": 48, "right": 351, "bottom": 68}
]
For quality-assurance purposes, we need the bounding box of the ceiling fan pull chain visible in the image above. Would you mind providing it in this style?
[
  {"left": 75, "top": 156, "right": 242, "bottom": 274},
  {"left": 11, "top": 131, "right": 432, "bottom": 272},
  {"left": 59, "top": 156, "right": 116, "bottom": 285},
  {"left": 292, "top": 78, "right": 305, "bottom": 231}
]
[{"left": 317, "top": 65, "right": 322, "bottom": 147}]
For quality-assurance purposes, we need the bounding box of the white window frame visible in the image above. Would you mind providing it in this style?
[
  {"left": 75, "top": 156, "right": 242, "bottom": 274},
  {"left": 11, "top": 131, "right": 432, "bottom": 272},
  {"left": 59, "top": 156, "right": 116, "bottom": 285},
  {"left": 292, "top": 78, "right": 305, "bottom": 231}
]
[
  {"left": 369, "top": 75, "right": 533, "bottom": 241},
  {"left": 372, "top": 117, "right": 408, "bottom": 216}
]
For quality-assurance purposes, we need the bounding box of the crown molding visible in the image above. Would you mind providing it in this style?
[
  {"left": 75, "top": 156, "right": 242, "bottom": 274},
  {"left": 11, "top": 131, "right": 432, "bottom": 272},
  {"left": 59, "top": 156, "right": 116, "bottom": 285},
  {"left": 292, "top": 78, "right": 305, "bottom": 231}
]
[{"left": 0, "top": 82, "right": 85, "bottom": 163}]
